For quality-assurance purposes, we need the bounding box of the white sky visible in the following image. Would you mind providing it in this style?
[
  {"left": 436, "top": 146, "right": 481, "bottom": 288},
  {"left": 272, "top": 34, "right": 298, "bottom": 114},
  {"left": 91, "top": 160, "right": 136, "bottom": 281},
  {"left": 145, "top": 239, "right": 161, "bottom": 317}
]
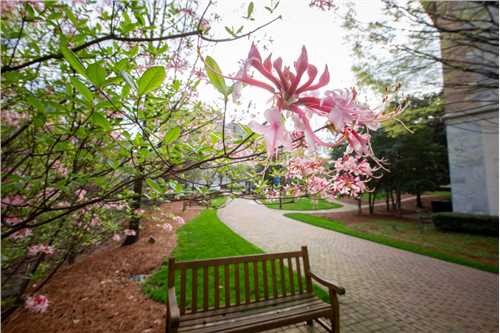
[
  {"left": 195, "top": 0, "right": 441, "bottom": 149},
  {"left": 199, "top": 1, "right": 394, "bottom": 120}
]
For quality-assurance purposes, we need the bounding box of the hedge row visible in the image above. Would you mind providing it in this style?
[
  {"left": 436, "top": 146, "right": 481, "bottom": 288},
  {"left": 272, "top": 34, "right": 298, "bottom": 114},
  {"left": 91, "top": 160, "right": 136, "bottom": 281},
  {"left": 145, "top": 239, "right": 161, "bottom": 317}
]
[{"left": 432, "top": 212, "right": 499, "bottom": 236}]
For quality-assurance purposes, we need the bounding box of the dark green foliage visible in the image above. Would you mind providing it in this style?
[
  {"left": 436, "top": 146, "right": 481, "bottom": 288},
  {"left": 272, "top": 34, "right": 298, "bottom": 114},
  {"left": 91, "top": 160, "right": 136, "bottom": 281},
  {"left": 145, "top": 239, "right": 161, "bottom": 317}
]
[{"left": 433, "top": 213, "right": 499, "bottom": 236}]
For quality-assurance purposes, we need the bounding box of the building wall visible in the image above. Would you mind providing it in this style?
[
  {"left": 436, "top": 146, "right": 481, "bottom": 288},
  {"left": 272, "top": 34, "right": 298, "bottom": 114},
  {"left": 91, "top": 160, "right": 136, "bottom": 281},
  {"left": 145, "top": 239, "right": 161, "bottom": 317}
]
[
  {"left": 446, "top": 113, "right": 498, "bottom": 214},
  {"left": 425, "top": 2, "right": 499, "bottom": 215}
]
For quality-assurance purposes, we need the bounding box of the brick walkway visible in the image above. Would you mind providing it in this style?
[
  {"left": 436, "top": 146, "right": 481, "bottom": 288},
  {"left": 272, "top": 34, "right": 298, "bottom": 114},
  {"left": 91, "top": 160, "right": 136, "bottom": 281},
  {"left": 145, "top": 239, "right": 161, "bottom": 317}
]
[{"left": 218, "top": 199, "right": 499, "bottom": 333}]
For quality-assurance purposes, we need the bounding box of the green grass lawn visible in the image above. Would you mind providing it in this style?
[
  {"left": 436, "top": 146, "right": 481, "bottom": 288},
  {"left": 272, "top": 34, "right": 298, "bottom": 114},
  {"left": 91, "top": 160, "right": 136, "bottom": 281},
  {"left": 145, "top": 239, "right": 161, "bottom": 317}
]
[
  {"left": 143, "top": 209, "right": 330, "bottom": 309},
  {"left": 285, "top": 213, "right": 498, "bottom": 273},
  {"left": 424, "top": 191, "right": 452, "bottom": 199},
  {"left": 264, "top": 197, "right": 342, "bottom": 210},
  {"left": 210, "top": 196, "right": 228, "bottom": 208}
]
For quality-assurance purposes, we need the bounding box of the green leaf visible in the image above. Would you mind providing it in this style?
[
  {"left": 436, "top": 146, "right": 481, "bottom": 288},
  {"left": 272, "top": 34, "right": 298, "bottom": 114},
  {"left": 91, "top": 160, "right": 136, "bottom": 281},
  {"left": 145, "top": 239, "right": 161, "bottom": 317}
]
[
  {"left": 225, "top": 26, "right": 236, "bottom": 37},
  {"left": 247, "top": 2, "right": 254, "bottom": 18},
  {"left": 164, "top": 127, "right": 181, "bottom": 145},
  {"left": 137, "top": 66, "right": 166, "bottom": 96},
  {"left": 86, "top": 63, "right": 106, "bottom": 87},
  {"left": 146, "top": 178, "right": 163, "bottom": 193},
  {"left": 204, "top": 56, "right": 227, "bottom": 96},
  {"left": 70, "top": 77, "right": 93, "bottom": 103},
  {"left": 60, "top": 43, "right": 87, "bottom": 77},
  {"left": 120, "top": 71, "right": 137, "bottom": 91},
  {"left": 90, "top": 112, "right": 110, "bottom": 130}
]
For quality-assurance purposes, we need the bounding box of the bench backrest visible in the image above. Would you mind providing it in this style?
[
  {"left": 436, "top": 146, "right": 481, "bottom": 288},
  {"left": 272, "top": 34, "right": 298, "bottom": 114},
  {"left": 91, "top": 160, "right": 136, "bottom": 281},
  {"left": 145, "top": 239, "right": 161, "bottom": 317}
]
[{"left": 167, "top": 246, "right": 313, "bottom": 315}]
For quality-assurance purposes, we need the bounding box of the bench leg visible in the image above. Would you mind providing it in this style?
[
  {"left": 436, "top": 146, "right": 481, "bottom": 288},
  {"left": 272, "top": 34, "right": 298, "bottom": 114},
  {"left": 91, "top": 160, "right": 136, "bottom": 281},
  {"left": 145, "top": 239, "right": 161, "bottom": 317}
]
[{"left": 306, "top": 320, "right": 313, "bottom": 326}]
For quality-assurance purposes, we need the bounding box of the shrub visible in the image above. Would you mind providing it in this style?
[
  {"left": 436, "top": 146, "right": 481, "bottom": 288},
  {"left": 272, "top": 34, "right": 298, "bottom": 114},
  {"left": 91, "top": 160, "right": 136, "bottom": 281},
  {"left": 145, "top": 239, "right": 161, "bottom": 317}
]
[{"left": 432, "top": 212, "right": 499, "bottom": 236}]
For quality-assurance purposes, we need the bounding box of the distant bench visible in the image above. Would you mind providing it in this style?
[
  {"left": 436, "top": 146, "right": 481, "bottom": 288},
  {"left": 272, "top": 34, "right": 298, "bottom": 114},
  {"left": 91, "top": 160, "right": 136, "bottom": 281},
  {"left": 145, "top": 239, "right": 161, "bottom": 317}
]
[{"left": 166, "top": 246, "right": 345, "bottom": 332}]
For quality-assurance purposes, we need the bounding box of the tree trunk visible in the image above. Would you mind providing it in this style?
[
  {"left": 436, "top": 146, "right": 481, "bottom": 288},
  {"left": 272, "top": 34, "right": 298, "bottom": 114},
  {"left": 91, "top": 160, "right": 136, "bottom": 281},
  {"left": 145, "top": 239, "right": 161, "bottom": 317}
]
[
  {"left": 416, "top": 191, "right": 423, "bottom": 208},
  {"left": 385, "top": 188, "right": 390, "bottom": 211},
  {"left": 396, "top": 185, "right": 402, "bottom": 212},
  {"left": 390, "top": 189, "right": 396, "bottom": 210},
  {"left": 123, "top": 174, "right": 144, "bottom": 246},
  {"left": 368, "top": 192, "right": 374, "bottom": 214},
  {"left": 357, "top": 198, "right": 362, "bottom": 215}
]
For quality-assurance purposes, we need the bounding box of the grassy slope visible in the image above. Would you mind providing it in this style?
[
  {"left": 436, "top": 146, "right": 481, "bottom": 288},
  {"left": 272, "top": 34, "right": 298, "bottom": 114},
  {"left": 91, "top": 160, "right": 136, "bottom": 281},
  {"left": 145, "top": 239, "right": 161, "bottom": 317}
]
[
  {"left": 144, "top": 209, "right": 329, "bottom": 308},
  {"left": 285, "top": 213, "right": 498, "bottom": 273},
  {"left": 265, "top": 197, "right": 342, "bottom": 210}
]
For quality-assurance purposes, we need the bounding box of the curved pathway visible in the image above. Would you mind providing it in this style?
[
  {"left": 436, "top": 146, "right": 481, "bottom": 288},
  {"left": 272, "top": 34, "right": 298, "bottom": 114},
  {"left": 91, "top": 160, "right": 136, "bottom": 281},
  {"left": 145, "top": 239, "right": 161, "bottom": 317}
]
[{"left": 218, "top": 198, "right": 499, "bottom": 333}]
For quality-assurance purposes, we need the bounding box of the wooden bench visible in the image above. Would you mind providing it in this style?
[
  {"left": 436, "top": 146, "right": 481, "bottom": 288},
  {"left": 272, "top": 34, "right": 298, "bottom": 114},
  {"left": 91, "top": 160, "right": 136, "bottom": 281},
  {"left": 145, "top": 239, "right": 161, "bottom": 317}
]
[{"left": 166, "top": 246, "right": 345, "bottom": 333}]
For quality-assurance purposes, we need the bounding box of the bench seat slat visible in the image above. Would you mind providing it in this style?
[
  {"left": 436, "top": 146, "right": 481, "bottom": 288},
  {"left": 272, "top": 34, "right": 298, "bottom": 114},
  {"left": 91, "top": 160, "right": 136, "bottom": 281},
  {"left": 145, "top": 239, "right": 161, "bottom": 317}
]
[
  {"left": 178, "top": 296, "right": 331, "bottom": 333},
  {"left": 179, "top": 293, "right": 316, "bottom": 322}
]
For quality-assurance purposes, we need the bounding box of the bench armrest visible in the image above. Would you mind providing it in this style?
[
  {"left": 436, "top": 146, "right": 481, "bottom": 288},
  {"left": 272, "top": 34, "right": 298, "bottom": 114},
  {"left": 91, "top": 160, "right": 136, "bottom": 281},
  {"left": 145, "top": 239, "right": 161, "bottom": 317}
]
[
  {"left": 167, "top": 287, "right": 180, "bottom": 328},
  {"left": 310, "top": 272, "right": 346, "bottom": 295}
]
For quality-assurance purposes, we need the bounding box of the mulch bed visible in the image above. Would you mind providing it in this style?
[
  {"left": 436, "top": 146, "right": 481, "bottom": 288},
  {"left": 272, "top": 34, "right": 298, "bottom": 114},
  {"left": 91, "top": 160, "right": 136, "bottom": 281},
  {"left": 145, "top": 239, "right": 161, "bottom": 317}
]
[{"left": 3, "top": 202, "right": 203, "bottom": 333}]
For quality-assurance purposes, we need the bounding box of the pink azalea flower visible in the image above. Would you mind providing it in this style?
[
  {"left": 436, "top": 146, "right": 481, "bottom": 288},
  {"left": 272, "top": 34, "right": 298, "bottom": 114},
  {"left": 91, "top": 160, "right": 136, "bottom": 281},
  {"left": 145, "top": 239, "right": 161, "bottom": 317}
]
[
  {"left": 25, "top": 295, "right": 49, "bottom": 313},
  {"left": 234, "top": 44, "right": 334, "bottom": 154},
  {"left": 330, "top": 174, "right": 367, "bottom": 198},
  {"left": 324, "top": 88, "right": 380, "bottom": 131},
  {"left": 134, "top": 208, "right": 145, "bottom": 216},
  {"left": 345, "top": 128, "right": 371, "bottom": 156},
  {"left": 1, "top": 110, "right": 28, "bottom": 127},
  {"left": 76, "top": 189, "right": 87, "bottom": 202},
  {"left": 172, "top": 216, "right": 185, "bottom": 225},
  {"left": 112, "top": 234, "right": 121, "bottom": 242},
  {"left": 309, "top": 0, "right": 335, "bottom": 11},
  {"left": 52, "top": 160, "right": 69, "bottom": 176},
  {"left": 9, "top": 228, "right": 32, "bottom": 240},
  {"left": 162, "top": 223, "right": 173, "bottom": 232},
  {"left": 307, "top": 176, "right": 330, "bottom": 195},
  {"left": 110, "top": 130, "right": 122, "bottom": 140},
  {"left": 123, "top": 229, "right": 136, "bottom": 236},
  {"left": 90, "top": 216, "right": 101, "bottom": 226},
  {"left": 2, "top": 194, "right": 26, "bottom": 207},
  {"left": 4, "top": 216, "right": 22, "bottom": 226},
  {"left": 249, "top": 108, "right": 292, "bottom": 156},
  {"left": 28, "top": 244, "right": 55, "bottom": 257}
]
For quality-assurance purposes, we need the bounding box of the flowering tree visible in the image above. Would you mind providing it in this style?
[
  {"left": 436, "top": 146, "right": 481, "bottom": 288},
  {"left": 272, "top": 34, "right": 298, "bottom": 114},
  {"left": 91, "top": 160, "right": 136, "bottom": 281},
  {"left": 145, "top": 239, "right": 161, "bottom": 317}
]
[
  {"left": 1, "top": 0, "right": 404, "bottom": 317},
  {"left": 0, "top": 0, "right": 278, "bottom": 317}
]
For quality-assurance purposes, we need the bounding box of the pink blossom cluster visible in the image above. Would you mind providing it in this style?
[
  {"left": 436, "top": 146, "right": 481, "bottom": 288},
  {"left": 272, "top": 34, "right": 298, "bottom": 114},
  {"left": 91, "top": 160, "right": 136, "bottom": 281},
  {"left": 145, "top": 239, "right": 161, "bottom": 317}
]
[
  {"left": 134, "top": 208, "right": 146, "bottom": 216},
  {"left": 162, "top": 223, "right": 173, "bottom": 232},
  {"left": 172, "top": 216, "right": 185, "bottom": 225},
  {"left": 103, "top": 202, "right": 128, "bottom": 210},
  {"left": 123, "top": 229, "right": 136, "bottom": 236},
  {"left": 287, "top": 158, "right": 325, "bottom": 179},
  {"left": 232, "top": 44, "right": 402, "bottom": 158},
  {"left": 28, "top": 244, "right": 55, "bottom": 257},
  {"left": 333, "top": 155, "right": 377, "bottom": 177},
  {"left": 309, "top": 0, "right": 335, "bottom": 11},
  {"left": 2, "top": 194, "right": 26, "bottom": 207},
  {"left": 9, "top": 228, "right": 32, "bottom": 240},
  {"left": 330, "top": 174, "right": 367, "bottom": 197},
  {"left": 1, "top": 110, "right": 28, "bottom": 127},
  {"left": 52, "top": 160, "right": 69, "bottom": 176},
  {"left": 25, "top": 295, "right": 49, "bottom": 313},
  {"left": 4, "top": 216, "right": 22, "bottom": 226}
]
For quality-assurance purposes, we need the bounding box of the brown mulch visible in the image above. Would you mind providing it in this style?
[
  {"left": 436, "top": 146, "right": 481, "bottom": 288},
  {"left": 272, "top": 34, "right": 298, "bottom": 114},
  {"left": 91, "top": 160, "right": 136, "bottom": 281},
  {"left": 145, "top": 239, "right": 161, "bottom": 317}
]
[{"left": 3, "top": 202, "right": 203, "bottom": 333}]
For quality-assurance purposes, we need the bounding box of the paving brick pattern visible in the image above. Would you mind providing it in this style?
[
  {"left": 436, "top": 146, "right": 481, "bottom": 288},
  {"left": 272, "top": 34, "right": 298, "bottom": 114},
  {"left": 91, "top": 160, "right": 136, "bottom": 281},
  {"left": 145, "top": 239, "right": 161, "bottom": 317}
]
[{"left": 219, "top": 199, "right": 499, "bottom": 333}]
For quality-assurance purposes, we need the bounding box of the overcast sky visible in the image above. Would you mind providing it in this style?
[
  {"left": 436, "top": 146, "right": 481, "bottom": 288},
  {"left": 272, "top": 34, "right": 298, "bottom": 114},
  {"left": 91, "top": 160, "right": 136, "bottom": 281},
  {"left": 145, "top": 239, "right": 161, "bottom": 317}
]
[{"left": 195, "top": 0, "right": 441, "bottom": 147}]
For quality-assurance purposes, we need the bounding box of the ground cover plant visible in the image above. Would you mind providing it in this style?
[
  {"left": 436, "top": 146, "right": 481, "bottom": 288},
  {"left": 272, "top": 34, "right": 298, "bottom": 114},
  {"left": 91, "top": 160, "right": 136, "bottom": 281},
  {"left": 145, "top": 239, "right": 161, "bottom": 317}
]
[
  {"left": 143, "top": 208, "right": 330, "bottom": 307},
  {"left": 264, "top": 197, "right": 343, "bottom": 210},
  {"left": 286, "top": 213, "right": 498, "bottom": 273}
]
